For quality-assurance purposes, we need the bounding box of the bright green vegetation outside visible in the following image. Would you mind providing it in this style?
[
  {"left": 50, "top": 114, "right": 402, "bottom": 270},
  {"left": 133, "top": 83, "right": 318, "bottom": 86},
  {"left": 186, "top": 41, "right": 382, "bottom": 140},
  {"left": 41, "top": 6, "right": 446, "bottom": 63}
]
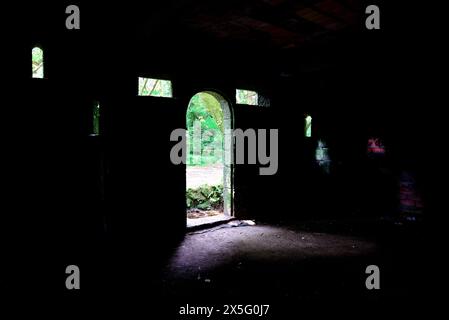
[
  {"left": 138, "top": 77, "right": 173, "bottom": 97},
  {"left": 236, "top": 89, "right": 258, "bottom": 105},
  {"left": 32, "top": 47, "right": 44, "bottom": 78},
  {"left": 186, "top": 184, "right": 223, "bottom": 210},
  {"left": 186, "top": 92, "right": 224, "bottom": 166}
]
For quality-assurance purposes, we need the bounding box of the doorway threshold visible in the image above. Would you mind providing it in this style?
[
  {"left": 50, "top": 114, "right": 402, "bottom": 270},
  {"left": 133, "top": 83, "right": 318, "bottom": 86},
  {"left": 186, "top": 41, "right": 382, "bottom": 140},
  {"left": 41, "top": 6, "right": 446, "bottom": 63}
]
[{"left": 187, "top": 214, "right": 234, "bottom": 230}]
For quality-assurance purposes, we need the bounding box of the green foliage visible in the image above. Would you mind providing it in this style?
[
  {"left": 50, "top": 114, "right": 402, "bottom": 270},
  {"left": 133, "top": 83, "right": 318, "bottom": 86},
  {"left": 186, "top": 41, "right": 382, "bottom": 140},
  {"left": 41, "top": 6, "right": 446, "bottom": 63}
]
[
  {"left": 187, "top": 93, "right": 223, "bottom": 132},
  {"left": 32, "top": 47, "right": 44, "bottom": 78},
  {"left": 186, "top": 184, "right": 224, "bottom": 210},
  {"left": 186, "top": 93, "right": 224, "bottom": 166},
  {"left": 305, "top": 115, "right": 312, "bottom": 138},
  {"left": 236, "top": 89, "right": 258, "bottom": 105},
  {"left": 187, "top": 154, "right": 221, "bottom": 166},
  {"left": 138, "top": 78, "right": 172, "bottom": 97}
]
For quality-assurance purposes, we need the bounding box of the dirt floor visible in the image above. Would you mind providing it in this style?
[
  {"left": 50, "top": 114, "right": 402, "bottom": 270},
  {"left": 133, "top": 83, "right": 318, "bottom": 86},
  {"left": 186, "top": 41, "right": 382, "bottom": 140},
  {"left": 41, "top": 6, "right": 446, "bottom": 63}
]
[
  {"left": 153, "top": 219, "right": 427, "bottom": 316},
  {"left": 161, "top": 222, "right": 380, "bottom": 302},
  {"left": 164, "top": 223, "right": 378, "bottom": 280},
  {"left": 47, "top": 220, "right": 427, "bottom": 317}
]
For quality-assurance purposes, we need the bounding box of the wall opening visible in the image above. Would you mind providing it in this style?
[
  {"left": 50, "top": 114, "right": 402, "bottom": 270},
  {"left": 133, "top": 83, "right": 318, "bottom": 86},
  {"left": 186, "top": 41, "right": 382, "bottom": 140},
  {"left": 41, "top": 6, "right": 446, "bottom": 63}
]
[
  {"left": 32, "top": 46, "right": 44, "bottom": 78},
  {"left": 236, "top": 89, "right": 258, "bottom": 105},
  {"left": 305, "top": 115, "right": 312, "bottom": 138},
  {"left": 236, "top": 89, "right": 271, "bottom": 107},
  {"left": 138, "top": 77, "right": 173, "bottom": 97},
  {"left": 92, "top": 101, "right": 100, "bottom": 136},
  {"left": 186, "top": 91, "right": 233, "bottom": 228}
]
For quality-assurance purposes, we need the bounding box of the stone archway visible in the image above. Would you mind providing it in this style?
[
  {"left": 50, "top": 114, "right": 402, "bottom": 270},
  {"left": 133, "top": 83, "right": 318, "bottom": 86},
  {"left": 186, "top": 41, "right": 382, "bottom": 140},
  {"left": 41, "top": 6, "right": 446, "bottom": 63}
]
[{"left": 186, "top": 91, "right": 233, "bottom": 227}]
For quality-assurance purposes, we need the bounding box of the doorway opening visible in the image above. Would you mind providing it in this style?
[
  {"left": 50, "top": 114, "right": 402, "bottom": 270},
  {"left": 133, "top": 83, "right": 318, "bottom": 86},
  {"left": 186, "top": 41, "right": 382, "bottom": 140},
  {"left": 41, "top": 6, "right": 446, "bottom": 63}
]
[{"left": 186, "top": 91, "right": 233, "bottom": 228}]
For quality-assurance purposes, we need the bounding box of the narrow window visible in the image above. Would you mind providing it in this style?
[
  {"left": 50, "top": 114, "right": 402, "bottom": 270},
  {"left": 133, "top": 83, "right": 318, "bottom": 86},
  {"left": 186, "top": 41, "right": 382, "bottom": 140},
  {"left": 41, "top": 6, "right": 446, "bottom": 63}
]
[
  {"left": 236, "top": 89, "right": 258, "bottom": 105},
  {"left": 93, "top": 102, "right": 100, "bottom": 135},
  {"left": 138, "top": 77, "right": 173, "bottom": 97},
  {"left": 32, "top": 47, "right": 44, "bottom": 78},
  {"left": 305, "top": 115, "right": 312, "bottom": 138}
]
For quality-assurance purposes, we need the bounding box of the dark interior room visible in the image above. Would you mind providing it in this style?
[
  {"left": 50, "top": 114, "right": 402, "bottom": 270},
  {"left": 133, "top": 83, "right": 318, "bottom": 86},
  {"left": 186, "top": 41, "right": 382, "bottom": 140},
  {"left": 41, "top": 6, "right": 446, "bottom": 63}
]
[{"left": 1, "top": 0, "right": 437, "bottom": 317}]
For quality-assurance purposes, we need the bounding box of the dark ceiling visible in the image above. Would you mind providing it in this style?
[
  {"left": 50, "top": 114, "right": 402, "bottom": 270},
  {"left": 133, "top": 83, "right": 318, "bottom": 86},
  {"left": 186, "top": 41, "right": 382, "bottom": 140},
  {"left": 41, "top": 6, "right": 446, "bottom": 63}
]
[
  {"left": 125, "top": 0, "right": 385, "bottom": 78},
  {"left": 180, "top": 0, "right": 361, "bottom": 49},
  {"left": 137, "top": 0, "right": 365, "bottom": 51},
  {"left": 17, "top": 0, "right": 412, "bottom": 79}
]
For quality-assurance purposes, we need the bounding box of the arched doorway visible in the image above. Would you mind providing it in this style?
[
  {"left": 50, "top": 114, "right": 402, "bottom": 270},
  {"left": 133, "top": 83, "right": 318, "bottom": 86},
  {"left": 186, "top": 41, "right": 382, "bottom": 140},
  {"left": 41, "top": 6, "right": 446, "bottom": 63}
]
[{"left": 186, "top": 91, "right": 233, "bottom": 227}]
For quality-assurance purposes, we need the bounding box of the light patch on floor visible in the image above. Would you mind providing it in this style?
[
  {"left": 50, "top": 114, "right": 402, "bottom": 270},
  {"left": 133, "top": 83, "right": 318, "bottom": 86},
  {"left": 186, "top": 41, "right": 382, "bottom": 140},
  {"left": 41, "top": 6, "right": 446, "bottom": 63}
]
[{"left": 165, "top": 224, "right": 378, "bottom": 281}]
